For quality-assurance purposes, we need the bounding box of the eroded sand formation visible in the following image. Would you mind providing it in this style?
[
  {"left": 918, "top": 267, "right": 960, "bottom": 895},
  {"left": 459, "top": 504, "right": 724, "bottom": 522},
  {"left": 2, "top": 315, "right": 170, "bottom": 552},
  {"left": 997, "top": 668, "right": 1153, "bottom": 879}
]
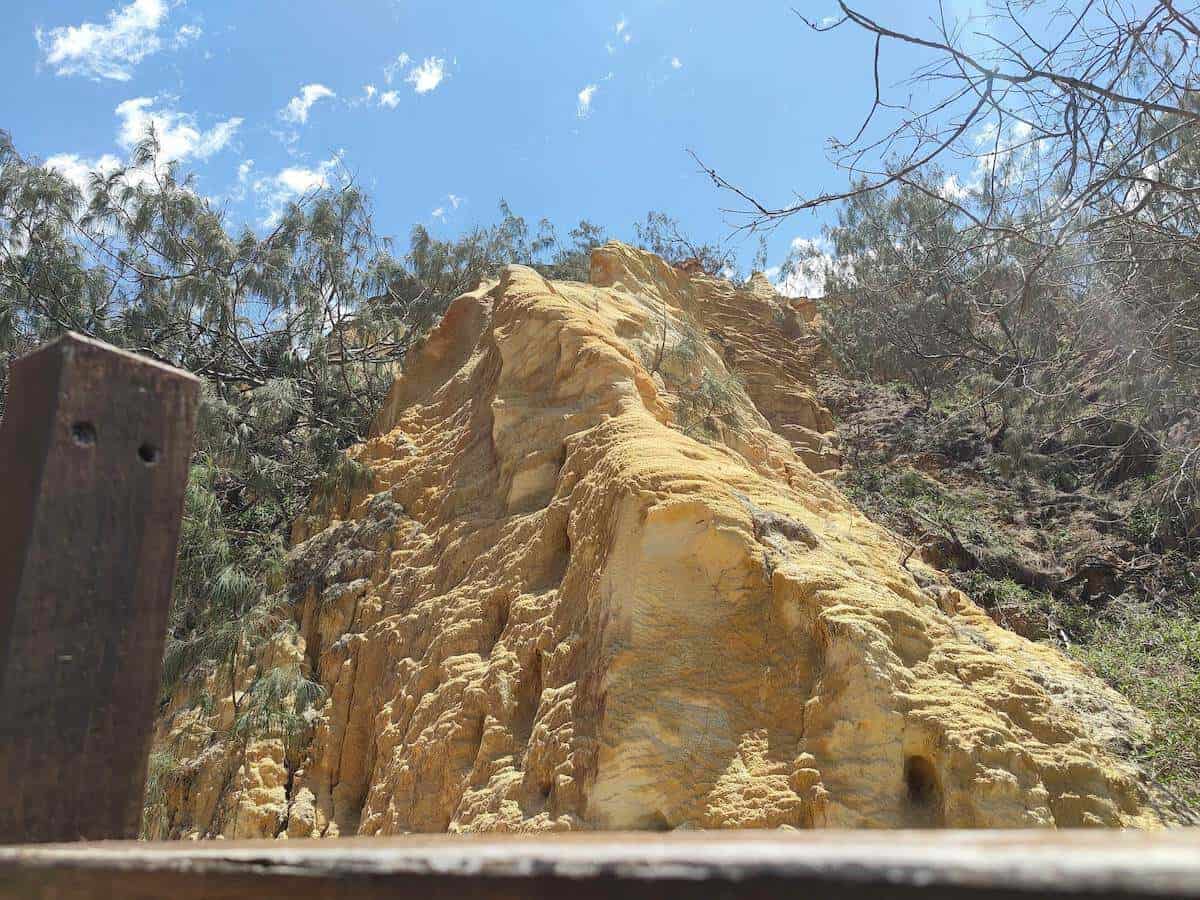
[{"left": 154, "top": 243, "right": 1179, "bottom": 836}]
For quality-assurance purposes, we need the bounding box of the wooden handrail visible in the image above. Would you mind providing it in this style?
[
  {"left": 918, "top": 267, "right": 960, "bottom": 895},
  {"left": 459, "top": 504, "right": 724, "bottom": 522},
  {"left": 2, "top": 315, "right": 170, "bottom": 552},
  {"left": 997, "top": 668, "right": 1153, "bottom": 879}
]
[{"left": 0, "top": 830, "right": 1199, "bottom": 898}]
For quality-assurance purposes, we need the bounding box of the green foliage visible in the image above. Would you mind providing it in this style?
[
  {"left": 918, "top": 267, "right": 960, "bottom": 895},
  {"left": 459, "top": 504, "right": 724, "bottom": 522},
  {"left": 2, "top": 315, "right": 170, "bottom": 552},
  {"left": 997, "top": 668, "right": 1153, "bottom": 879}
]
[
  {"left": 532, "top": 217, "right": 608, "bottom": 281},
  {"left": 807, "top": 170, "right": 1069, "bottom": 410},
  {"left": 308, "top": 454, "right": 376, "bottom": 522},
  {"left": 142, "top": 748, "right": 184, "bottom": 839},
  {"left": 1074, "top": 601, "right": 1200, "bottom": 810},
  {"left": 953, "top": 570, "right": 1092, "bottom": 639},
  {"left": 675, "top": 368, "right": 746, "bottom": 439},
  {"left": 233, "top": 663, "right": 326, "bottom": 757},
  {"left": 956, "top": 571, "right": 1040, "bottom": 611},
  {"left": 811, "top": 162, "right": 1200, "bottom": 544},
  {"left": 842, "top": 463, "right": 991, "bottom": 547},
  {"left": 653, "top": 314, "right": 746, "bottom": 440},
  {"left": 654, "top": 316, "right": 702, "bottom": 376},
  {"left": 1139, "top": 449, "right": 1200, "bottom": 551},
  {"left": 634, "top": 210, "right": 735, "bottom": 276}
]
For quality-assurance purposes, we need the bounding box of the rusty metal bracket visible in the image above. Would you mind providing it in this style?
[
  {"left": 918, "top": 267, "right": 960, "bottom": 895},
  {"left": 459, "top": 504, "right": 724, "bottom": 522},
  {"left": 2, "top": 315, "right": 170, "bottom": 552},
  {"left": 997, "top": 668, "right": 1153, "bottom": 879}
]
[{"left": 0, "top": 333, "right": 198, "bottom": 843}]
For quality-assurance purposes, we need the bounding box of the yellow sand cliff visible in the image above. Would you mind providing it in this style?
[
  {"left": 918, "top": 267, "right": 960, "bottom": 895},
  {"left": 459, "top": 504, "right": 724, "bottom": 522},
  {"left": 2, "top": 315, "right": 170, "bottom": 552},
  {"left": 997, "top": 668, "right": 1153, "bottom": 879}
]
[{"left": 154, "top": 243, "right": 1178, "bottom": 836}]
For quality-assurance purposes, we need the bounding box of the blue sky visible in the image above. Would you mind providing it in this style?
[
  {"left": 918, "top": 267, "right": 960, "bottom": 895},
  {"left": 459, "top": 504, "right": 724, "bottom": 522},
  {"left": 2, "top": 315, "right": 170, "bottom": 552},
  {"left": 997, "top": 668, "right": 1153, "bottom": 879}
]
[{"left": 5, "top": 1, "right": 961, "bottom": 281}]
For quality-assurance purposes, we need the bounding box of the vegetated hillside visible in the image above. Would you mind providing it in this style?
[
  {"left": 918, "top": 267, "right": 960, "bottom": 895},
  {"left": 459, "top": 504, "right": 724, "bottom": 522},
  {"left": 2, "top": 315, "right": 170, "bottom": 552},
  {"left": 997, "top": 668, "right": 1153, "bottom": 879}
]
[
  {"left": 816, "top": 370, "right": 1200, "bottom": 814},
  {"left": 695, "top": 3, "right": 1200, "bottom": 820},
  {"left": 145, "top": 243, "right": 1183, "bottom": 837},
  {"left": 769, "top": 162, "right": 1200, "bottom": 818}
]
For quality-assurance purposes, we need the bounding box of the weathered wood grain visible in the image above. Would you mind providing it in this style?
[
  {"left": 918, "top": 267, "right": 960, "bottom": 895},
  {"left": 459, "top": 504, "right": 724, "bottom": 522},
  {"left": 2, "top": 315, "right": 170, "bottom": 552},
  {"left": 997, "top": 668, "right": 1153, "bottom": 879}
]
[
  {"left": 0, "top": 333, "right": 198, "bottom": 843},
  {"left": 0, "top": 831, "right": 1198, "bottom": 898}
]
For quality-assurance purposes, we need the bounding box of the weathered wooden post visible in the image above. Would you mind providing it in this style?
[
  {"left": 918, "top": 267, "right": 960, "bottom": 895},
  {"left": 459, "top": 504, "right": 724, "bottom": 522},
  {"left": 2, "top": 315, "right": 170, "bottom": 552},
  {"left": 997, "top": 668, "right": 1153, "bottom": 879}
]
[{"left": 0, "top": 333, "right": 198, "bottom": 843}]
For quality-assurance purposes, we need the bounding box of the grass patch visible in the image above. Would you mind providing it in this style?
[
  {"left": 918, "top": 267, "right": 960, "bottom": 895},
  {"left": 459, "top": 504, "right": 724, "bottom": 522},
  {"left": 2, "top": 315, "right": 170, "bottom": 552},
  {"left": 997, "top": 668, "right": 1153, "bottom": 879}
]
[
  {"left": 841, "top": 463, "right": 996, "bottom": 551},
  {"left": 953, "top": 569, "right": 1092, "bottom": 640},
  {"left": 1072, "top": 601, "right": 1200, "bottom": 811}
]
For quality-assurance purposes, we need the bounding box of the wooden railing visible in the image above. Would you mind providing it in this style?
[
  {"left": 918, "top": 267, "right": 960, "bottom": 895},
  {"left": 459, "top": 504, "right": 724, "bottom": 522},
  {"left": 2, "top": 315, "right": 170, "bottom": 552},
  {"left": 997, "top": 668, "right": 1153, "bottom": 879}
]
[{"left": 0, "top": 335, "right": 1197, "bottom": 898}]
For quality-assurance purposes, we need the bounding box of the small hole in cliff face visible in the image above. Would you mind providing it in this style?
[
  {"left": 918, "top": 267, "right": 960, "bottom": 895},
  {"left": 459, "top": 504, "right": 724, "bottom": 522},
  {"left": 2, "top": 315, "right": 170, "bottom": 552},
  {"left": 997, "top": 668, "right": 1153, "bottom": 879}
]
[
  {"left": 71, "top": 421, "right": 96, "bottom": 447},
  {"left": 512, "top": 651, "right": 544, "bottom": 748},
  {"left": 904, "top": 755, "right": 944, "bottom": 825},
  {"left": 138, "top": 443, "right": 161, "bottom": 465},
  {"left": 488, "top": 600, "right": 510, "bottom": 655},
  {"left": 646, "top": 811, "right": 672, "bottom": 831},
  {"left": 905, "top": 755, "right": 938, "bottom": 804}
]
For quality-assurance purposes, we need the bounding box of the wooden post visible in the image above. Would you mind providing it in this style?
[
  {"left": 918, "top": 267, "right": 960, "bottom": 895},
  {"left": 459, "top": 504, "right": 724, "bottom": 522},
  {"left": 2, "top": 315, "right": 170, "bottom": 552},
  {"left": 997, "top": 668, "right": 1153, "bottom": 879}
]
[{"left": 0, "top": 333, "right": 198, "bottom": 843}]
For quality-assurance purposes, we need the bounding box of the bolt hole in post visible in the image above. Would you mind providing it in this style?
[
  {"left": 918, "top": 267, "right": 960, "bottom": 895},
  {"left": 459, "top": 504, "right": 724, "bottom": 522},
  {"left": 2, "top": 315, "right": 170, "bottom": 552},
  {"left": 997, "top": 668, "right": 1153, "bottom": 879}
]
[
  {"left": 71, "top": 421, "right": 97, "bottom": 447},
  {"left": 138, "top": 443, "right": 161, "bottom": 465}
]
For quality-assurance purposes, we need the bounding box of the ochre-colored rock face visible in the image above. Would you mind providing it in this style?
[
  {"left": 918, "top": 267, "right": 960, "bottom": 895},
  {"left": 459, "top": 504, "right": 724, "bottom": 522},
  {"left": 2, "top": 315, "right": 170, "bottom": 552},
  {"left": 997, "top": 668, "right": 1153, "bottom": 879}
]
[{"left": 159, "top": 243, "right": 1177, "bottom": 836}]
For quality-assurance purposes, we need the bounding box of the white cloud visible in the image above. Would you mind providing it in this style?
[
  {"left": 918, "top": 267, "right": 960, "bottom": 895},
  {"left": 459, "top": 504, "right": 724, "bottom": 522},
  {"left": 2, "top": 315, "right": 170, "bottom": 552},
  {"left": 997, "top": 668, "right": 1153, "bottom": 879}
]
[
  {"left": 225, "top": 158, "right": 255, "bottom": 202},
  {"left": 276, "top": 166, "right": 328, "bottom": 193},
  {"left": 774, "top": 237, "right": 837, "bottom": 298},
  {"left": 172, "top": 23, "right": 202, "bottom": 49},
  {"left": 350, "top": 84, "right": 381, "bottom": 110},
  {"left": 970, "top": 119, "right": 1039, "bottom": 190},
  {"left": 670, "top": 57, "right": 683, "bottom": 69},
  {"left": 280, "top": 83, "right": 335, "bottom": 125},
  {"left": 41, "top": 96, "right": 238, "bottom": 202},
  {"left": 384, "top": 52, "right": 411, "bottom": 85},
  {"left": 939, "top": 174, "right": 971, "bottom": 202},
  {"left": 373, "top": 53, "right": 449, "bottom": 100},
  {"left": 115, "top": 97, "right": 241, "bottom": 163},
  {"left": 406, "top": 57, "right": 446, "bottom": 94},
  {"left": 607, "top": 18, "right": 632, "bottom": 51},
  {"left": 43, "top": 153, "right": 124, "bottom": 195},
  {"left": 253, "top": 153, "right": 344, "bottom": 226},
  {"left": 431, "top": 193, "right": 465, "bottom": 221},
  {"left": 35, "top": 0, "right": 174, "bottom": 81},
  {"left": 577, "top": 84, "right": 598, "bottom": 118}
]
